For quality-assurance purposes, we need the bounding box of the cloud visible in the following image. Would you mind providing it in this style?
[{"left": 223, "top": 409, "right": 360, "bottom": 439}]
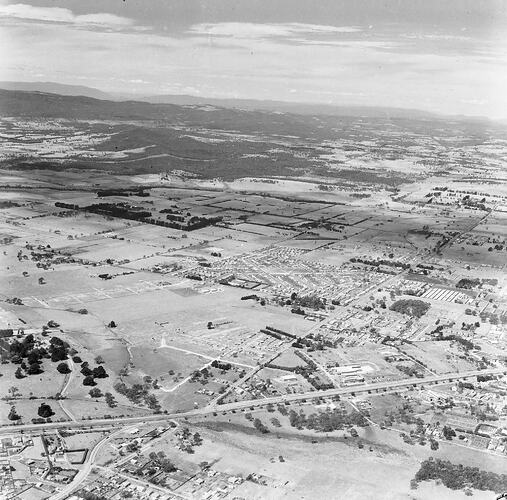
[
  {"left": 0, "top": 3, "right": 133, "bottom": 28},
  {"left": 188, "top": 22, "right": 361, "bottom": 40},
  {"left": 403, "top": 33, "right": 471, "bottom": 41},
  {"left": 1, "top": 12, "right": 506, "bottom": 119}
]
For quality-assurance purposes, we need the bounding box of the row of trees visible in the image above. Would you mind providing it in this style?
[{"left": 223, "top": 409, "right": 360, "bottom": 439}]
[
  {"left": 288, "top": 408, "right": 367, "bottom": 432},
  {"left": 350, "top": 257, "right": 411, "bottom": 270}
]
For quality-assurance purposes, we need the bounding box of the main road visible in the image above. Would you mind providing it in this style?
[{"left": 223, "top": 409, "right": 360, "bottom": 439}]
[
  {"left": 2, "top": 366, "right": 504, "bottom": 437},
  {"left": 50, "top": 425, "right": 138, "bottom": 500}
]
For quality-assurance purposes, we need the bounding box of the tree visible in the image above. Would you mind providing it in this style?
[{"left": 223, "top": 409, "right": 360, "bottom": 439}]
[
  {"left": 14, "top": 367, "right": 25, "bottom": 379},
  {"left": 81, "top": 366, "right": 93, "bottom": 377},
  {"left": 94, "top": 355, "right": 105, "bottom": 364},
  {"left": 193, "top": 432, "right": 203, "bottom": 445},
  {"left": 8, "top": 406, "right": 20, "bottom": 421},
  {"left": 57, "top": 362, "right": 71, "bottom": 374},
  {"left": 27, "top": 362, "right": 43, "bottom": 375},
  {"left": 92, "top": 366, "right": 108, "bottom": 379},
  {"left": 83, "top": 375, "right": 96, "bottom": 386},
  {"left": 72, "top": 355, "right": 82, "bottom": 363},
  {"left": 11, "top": 354, "right": 23, "bottom": 364},
  {"left": 253, "top": 418, "right": 269, "bottom": 434},
  {"left": 277, "top": 404, "right": 288, "bottom": 416},
  {"left": 50, "top": 345, "right": 68, "bottom": 362},
  {"left": 37, "top": 403, "right": 54, "bottom": 418},
  {"left": 145, "top": 394, "right": 161, "bottom": 411},
  {"left": 126, "top": 441, "right": 139, "bottom": 453},
  {"left": 49, "top": 337, "right": 68, "bottom": 357},
  {"left": 27, "top": 351, "right": 41, "bottom": 365},
  {"left": 105, "top": 392, "right": 117, "bottom": 408},
  {"left": 271, "top": 417, "right": 281, "bottom": 427},
  {"left": 89, "top": 388, "right": 103, "bottom": 398},
  {"left": 442, "top": 426, "right": 456, "bottom": 440}
]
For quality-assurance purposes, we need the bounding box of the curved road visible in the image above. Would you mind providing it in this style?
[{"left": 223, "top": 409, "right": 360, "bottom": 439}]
[{"left": 50, "top": 426, "right": 137, "bottom": 500}]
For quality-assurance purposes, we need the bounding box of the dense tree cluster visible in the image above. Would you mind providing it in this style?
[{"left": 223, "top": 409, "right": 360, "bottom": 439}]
[
  {"left": 190, "top": 367, "right": 213, "bottom": 383},
  {"left": 48, "top": 336, "right": 70, "bottom": 362},
  {"left": 290, "top": 293, "right": 326, "bottom": 310},
  {"left": 78, "top": 492, "right": 107, "bottom": 500},
  {"left": 396, "top": 364, "right": 424, "bottom": 378},
  {"left": 390, "top": 299, "right": 430, "bottom": 318},
  {"left": 414, "top": 458, "right": 507, "bottom": 493},
  {"left": 80, "top": 361, "right": 108, "bottom": 386},
  {"left": 381, "top": 402, "right": 417, "bottom": 428},
  {"left": 147, "top": 451, "right": 177, "bottom": 473},
  {"left": 113, "top": 382, "right": 161, "bottom": 411},
  {"left": 9, "top": 334, "right": 49, "bottom": 368},
  {"left": 83, "top": 202, "right": 152, "bottom": 221},
  {"left": 8, "top": 334, "right": 75, "bottom": 380},
  {"left": 456, "top": 278, "right": 481, "bottom": 289}
]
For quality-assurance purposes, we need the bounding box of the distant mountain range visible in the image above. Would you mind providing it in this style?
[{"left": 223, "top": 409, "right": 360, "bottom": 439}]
[
  {"left": 0, "top": 80, "right": 454, "bottom": 121},
  {"left": 0, "top": 86, "right": 502, "bottom": 183},
  {"left": 0, "top": 81, "right": 113, "bottom": 101}
]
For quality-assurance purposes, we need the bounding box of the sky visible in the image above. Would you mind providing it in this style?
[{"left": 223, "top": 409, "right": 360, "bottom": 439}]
[{"left": 1, "top": 0, "right": 507, "bottom": 118}]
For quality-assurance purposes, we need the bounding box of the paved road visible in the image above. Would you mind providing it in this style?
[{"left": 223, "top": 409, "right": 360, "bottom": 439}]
[
  {"left": 159, "top": 338, "right": 256, "bottom": 369},
  {"left": 210, "top": 367, "right": 507, "bottom": 411},
  {"left": 57, "top": 357, "right": 76, "bottom": 422},
  {"left": 50, "top": 426, "right": 136, "bottom": 500},
  {"left": 2, "top": 367, "right": 504, "bottom": 437},
  {"left": 51, "top": 424, "right": 182, "bottom": 500}
]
